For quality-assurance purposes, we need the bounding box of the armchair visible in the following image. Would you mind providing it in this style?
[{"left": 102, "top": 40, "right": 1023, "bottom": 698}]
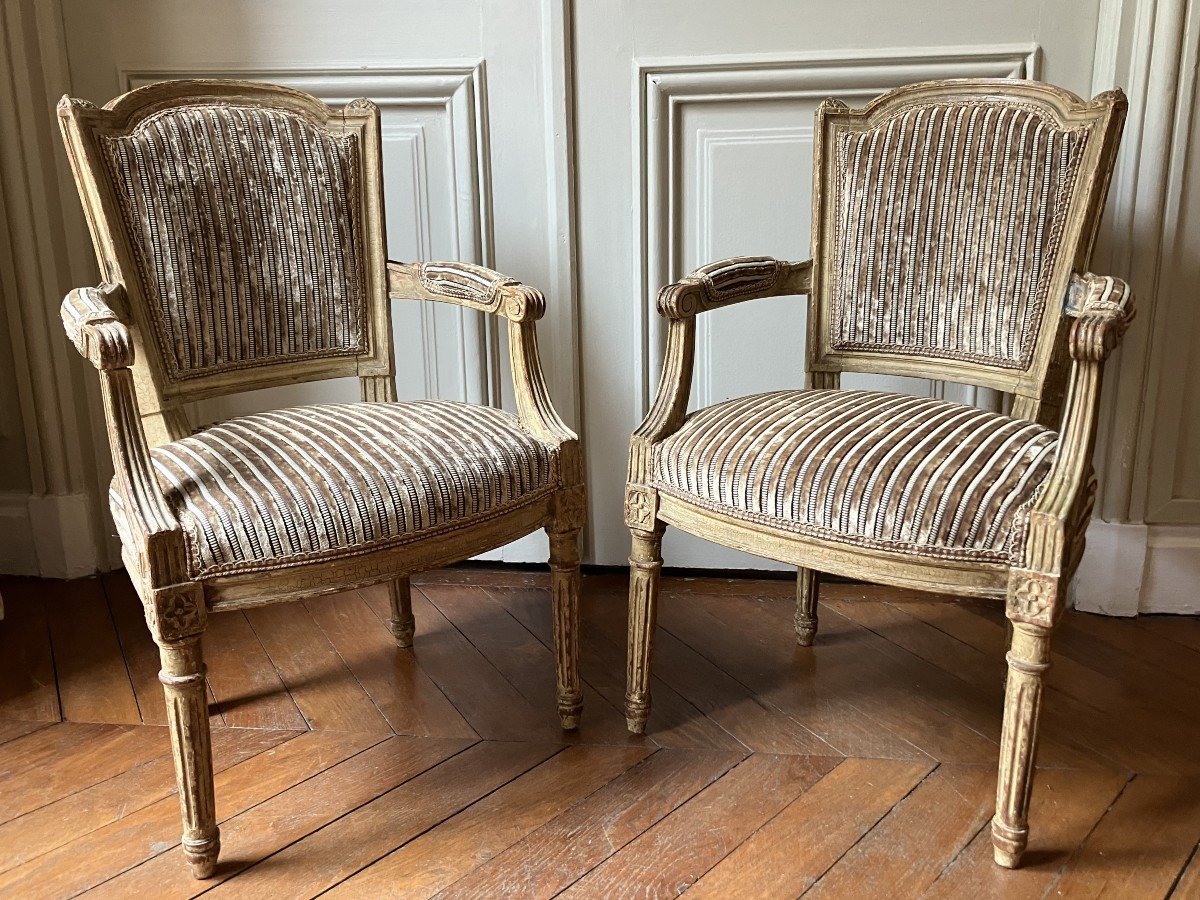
[
  {"left": 624, "top": 80, "right": 1130, "bottom": 869},
  {"left": 58, "top": 80, "right": 584, "bottom": 879}
]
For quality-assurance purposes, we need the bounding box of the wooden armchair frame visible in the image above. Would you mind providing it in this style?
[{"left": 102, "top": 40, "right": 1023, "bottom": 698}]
[
  {"left": 59, "top": 80, "right": 584, "bottom": 879},
  {"left": 624, "top": 80, "right": 1130, "bottom": 869}
]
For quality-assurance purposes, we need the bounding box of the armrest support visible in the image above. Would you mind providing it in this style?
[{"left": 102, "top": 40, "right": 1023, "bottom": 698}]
[
  {"left": 628, "top": 257, "right": 812, "bottom": 487},
  {"left": 61, "top": 285, "right": 185, "bottom": 578},
  {"left": 1020, "top": 272, "right": 1134, "bottom": 586},
  {"left": 387, "top": 260, "right": 545, "bottom": 322},
  {"left": 657, "top": 256, "right": 812, "bottom": 319}
]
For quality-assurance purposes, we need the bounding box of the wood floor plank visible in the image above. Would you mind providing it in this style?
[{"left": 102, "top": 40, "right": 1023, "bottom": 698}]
[
  {"left": 101, "top": 572, "right": 167, "bottom": 726},
  {"left": 327, "top": 744, "right": 653, "bottom": 898},
  {"left": 0, "top": 581, "right": 60, "bottom": 722},
  {"left": 0, "top": 723, "right": 169, "bottom": 823},
  {"left": 804, "top": 764, "right": 995, "bottom": 897},
  {"left": 201, "top": 739, "right": 559, "bottom": 898},
  {"left": 1135, "top": 614, "right": 1200, "bottom": 654},
  {"left": 499, "top": 585, "right": 749, "bottom": 752},
  {"left": 434, "top": 748, "right": 745, "bottom": 898},
  {"left": 203, "top": 607, "right": 308, "bottom": 731},
  {"left": 369, "top": 585, "right": 562, "bottom": 742},
  {"left": 431, "top": 584, "right": 633, "bottom": 745},
  {"left": 311, "top": 587, "right": 477, "bottom": 739},
  {"left": 89, "top": 735, "right": 475, "bottom": 898},
  {"left": 655, "top": 590, "right": 930, "bottom": 760},
  {"left": 559, "top": 753, "right": 838, "bottom": 898},
  {"left": 688, "top": 758, "right": 934, "bottom": 899},
  {"left": 830, "top": 595, "right": 1197, "bottom": 774},
  {"left": 925, "top": 767, "right": 1131, "bottom": 898},
  {"left": 0, "top": 726, "right": 295, "bottom": 874},
  {"left": 45, "top": 577, "right": 141, "bottom": 726},
  {"left": 0, "top": 729, "right": 381, "bottom": 898},
  {"left": 1174, "top": 847, "right": 1200, "bottom": 898},
  {"left": 244, "top": 598, "right": 393, "bottom": 733},
  {"left": 1048, "top": 775, "right": 1200, "bottom": 897},
  {"left": 0, "top": 719, "right": 49, "bottom": 746}
]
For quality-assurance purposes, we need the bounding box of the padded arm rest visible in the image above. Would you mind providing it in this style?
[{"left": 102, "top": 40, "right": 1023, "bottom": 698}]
[
  {"left": 387, "top": 260, "right": 546, "bottom": 322},
  {"left": 656, "top": 257, "right": 812, "bottom": 319}
]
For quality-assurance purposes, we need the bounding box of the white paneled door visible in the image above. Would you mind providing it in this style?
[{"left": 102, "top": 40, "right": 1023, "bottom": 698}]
[{"left": 55, "top": 0, "right": 1107, "bottom": 570}]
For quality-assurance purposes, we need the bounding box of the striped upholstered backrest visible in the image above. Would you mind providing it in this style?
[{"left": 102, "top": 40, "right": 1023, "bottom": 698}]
[
  {"left": 810, "top": 81, "right": 1124, "bottom": 397},
  {"left": 101, "top": 101, "right": 366, "bottom": 380}
]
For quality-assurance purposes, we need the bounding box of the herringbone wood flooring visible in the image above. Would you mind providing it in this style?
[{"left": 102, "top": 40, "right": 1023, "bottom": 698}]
[{"left": 1, "top": 567, "right": 1198, "bottom": 898}]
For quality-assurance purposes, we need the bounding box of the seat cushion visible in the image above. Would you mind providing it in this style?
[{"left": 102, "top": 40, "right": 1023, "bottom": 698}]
[
  {"left": 115, "top": 401, "right": 556, "bottom": 578},
  {"left": 653, "top": 390, "right": 1060, "bottom": 566}
]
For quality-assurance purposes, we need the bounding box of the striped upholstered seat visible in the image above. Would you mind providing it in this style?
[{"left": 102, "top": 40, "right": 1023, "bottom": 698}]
[
  {"left": 653, "top": 390, "right": 1059, "bottom": 566},
  {"left": 112, "top": 401, "right": 556, "bottom": 578}
]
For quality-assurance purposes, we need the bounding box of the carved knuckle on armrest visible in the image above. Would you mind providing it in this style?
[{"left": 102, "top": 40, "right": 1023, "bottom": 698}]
[
  {"left": 61, "top": 285, "right": 133, "bottom": 370},
  {"left": 657, "top": 256, "right": 782, "bottom": 319},
  {"left": 1066, "top": 273, "right": 1134, "bottom": 361}
]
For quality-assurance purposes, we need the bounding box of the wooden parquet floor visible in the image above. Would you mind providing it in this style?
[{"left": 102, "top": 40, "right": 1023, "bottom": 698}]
[{"left": 1, "top": 567, "right": 1199, "bottom": 898}]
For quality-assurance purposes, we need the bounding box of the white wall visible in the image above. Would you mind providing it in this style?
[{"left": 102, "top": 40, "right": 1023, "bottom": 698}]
[{"left": 0, "top": 0, "right": 1196, "bottom": 614}]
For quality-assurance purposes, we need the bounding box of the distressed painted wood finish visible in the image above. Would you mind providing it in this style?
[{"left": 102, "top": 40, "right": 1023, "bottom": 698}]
[
  {"left": 56, "top": 79, "right": 584, "bottom": 880},
  {"left": 624, "top": 79, "right": 1132, "bottom": 870}
]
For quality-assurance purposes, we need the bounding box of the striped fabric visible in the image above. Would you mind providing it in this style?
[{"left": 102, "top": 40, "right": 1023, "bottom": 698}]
[
  {"left": 654, "top": 390, "right": 1061, "bottom": 565},
  {"left": 102, "top": 103, "right": 366, "bottom": 380},
  {"left": 831, "top": 101, "right": 1087, "bottom": 369},
  {"left": 112, "top": 401, "right": 556, "bottom": 578}
]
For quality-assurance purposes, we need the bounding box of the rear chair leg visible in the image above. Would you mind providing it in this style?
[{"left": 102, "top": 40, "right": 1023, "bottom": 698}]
[
  {"left": 625, "top": 525, "right": 664, "bottom": 733},
  {"left": 547, "top": 526, "right": 583, "bottom": 729},
  {"left": 795, "top": 567, "right": 819, "bottom": 646},
  {"left": 387, "top": 576, "right": 415, "bottom": 648}
]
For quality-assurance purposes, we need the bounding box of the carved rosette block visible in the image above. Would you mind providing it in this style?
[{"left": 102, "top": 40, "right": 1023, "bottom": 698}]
[
  {"left": 552, "top": 484, "right": 587, "bottom": 533},
  {"left": 623, "top": 484, "right": 658, "bottom": 530},
  {"left": 1005, "top": 570, "right": 1060, "bottom": 629},
  {"left": 146, "top": 584, "right": 207, "bottom": 644}
]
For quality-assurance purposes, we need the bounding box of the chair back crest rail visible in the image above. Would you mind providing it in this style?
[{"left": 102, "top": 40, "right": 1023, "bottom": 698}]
[
  {"left": 808, "top": 79, "right": 1126, "bottom": 416},
  {"left": 57, "top": 80, "right": 394, "bottom": 445}
]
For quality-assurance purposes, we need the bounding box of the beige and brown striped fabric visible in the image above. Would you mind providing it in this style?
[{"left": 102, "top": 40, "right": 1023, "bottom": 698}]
[
  {"left": 830, "top": 101, "right": 1087, "bottom": 369},
  {"left": 654, "top": 390, "right": 1060, "bottom": 565},
  {"left": 102, "top": 103, "right": 366, "bottom": 380},
  {"left": 111, "top": 400, "right": 556, "bottom": 578}
]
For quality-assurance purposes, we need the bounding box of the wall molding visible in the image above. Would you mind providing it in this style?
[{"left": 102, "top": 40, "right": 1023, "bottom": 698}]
[
  {"left": 634, "top": 42, "right": 1041, "bottom": 412},
  {"left": 1076, "top": 520, "right": 1200, "bottom": 615},
  {"left": 122, "top": 64, "right": 501, "bottom": 409}
]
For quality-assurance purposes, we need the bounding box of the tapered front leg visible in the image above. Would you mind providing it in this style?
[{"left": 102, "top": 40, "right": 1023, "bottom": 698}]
[
  {"left": 992, "top": 620, "right": 1053, "bottom": 868},
  {"left": 795, "top": 567, "right": 819, "bottom": 646},
  {"left": 158, "top": 635, "right": 219, "bottom": 878},
  {"left": 387, "top": 576, "right": 415, "bottom": 648},
  {"left": 625, "top": 525, "right": 665, "bottom": 734},
  {"left": 547, "top": 526, "right": 584, "bottom": 730}
]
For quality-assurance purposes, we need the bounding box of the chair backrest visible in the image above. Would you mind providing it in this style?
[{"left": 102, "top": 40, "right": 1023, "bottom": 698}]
[
  {"left": 809, "top": 79, "right": 1125, "bottom": 409},
  {"left": 58, "top": 80, "right": 392, "bottom": 419}
]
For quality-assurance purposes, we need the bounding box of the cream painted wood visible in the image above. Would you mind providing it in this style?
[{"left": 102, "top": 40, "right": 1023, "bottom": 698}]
[
  {"left": 624, "top": 81, "right": 1133, "bottom": 870},
  {"left": 58, "top": 80, "right": 585, "bottom": 880}
]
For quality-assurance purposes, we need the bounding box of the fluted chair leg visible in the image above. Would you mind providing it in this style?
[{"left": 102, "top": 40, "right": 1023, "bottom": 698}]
[
  {"left": 795, "top": 567, "right": 819, "bottom": 646},
  {"left": 548, "top": 526, "right": 584, "bottom": 730},
  {"left": 625, "top": 525, "right": 665, "bottom": 734},
  {"left": 992, "top": 620, "right": 1053, "bottom": 868},
  {"left": 387, "top": 576, "right": 415, "bottom": 648},
  {"left": 158, "top": 635, "right": 219, "bottom": 879}
]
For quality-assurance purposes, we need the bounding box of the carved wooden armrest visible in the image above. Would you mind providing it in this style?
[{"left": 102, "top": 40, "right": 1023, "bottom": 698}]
[
  {"left": 1018, "top": 272, "right": 1135, "bottom": 590},
  {"left": 61, "top": 283, "right": 135, "bottom": 371},
  {"left": 61, "top": 284, "right": 182, "bottom": 565},
  {"left": 387, "top": 260, "right": 545, "bottom": 323},
  {"left": 656, "top": 256, "right": 813, "bottom": 319},
  {"left": 1064, "top": 272, "right": 1135, "bottom": 361}
]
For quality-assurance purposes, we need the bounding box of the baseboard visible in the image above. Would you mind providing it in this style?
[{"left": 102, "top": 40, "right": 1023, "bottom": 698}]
[
  {"left": 0, "top": 491, "right": 104, "bottom": 578},
  {"left": 1075, "top": 520, "right": 1200, "bottom": 616}
]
